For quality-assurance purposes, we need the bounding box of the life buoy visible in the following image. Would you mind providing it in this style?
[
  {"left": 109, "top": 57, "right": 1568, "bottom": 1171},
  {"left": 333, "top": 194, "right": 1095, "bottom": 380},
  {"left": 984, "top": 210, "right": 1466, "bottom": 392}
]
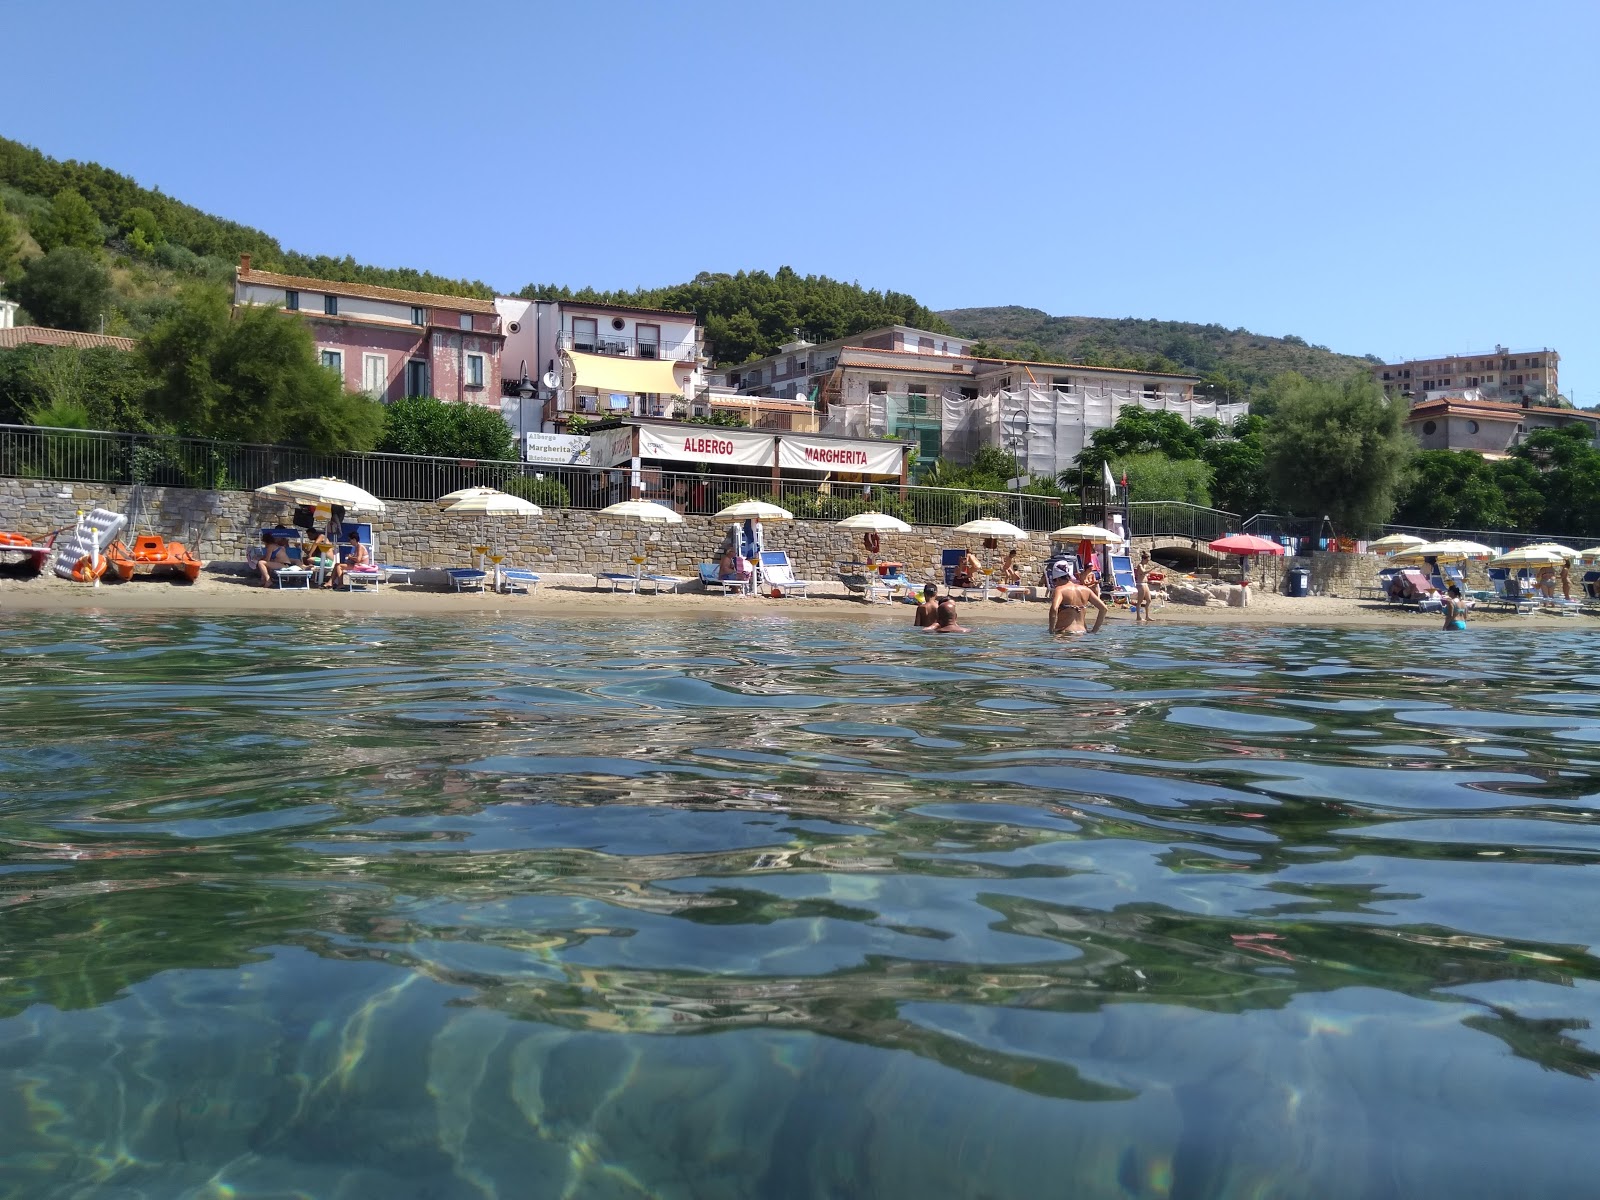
[
  {"left": 0, "top": 532, "right": 30, "bottom": 547},
  {"left": 71, "top": 555, "right": 105, "bottom": 583},
  {"left": 863, "top": 531, "right": 881, "bottom": 555}
]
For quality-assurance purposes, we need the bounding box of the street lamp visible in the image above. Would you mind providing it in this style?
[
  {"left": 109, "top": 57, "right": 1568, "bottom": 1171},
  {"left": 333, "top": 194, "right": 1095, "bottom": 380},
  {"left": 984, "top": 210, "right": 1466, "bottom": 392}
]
[{"left": 516, "top": 359, "right": 535, "bottom": 454}]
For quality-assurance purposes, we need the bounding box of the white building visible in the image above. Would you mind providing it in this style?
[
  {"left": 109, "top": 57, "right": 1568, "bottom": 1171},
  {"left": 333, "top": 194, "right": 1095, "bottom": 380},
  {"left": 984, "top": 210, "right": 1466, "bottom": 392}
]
[
  {"left": 494, "top": 297, "right": 704, "bottom": 441},
  {"left": 0, "top": 290, "right": 17, "bottom": 329}
]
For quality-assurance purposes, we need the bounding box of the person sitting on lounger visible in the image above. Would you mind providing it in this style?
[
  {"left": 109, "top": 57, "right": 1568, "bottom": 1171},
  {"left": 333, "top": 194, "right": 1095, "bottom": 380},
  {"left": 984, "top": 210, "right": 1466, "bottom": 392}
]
[
  {"left": 255, "top": 537, "right": 294, "bottom": 586},
  {"left": 1050, "top": 577, "right": 1107, "bottom": 636},
  {"left": 952, "top": 550, "right": 982, "bottom": 588},
  {"left": 925, "top": 598, "right": 969, "bottom": 633},
  {"left": 328, "top": 532, "right": 370, "bottom": 590},
  {"left": 913, "top": 583, "right": 940, "bottom": 627},
  {"left": 718, "top": 548, "right": 749, "bottom": 581}
]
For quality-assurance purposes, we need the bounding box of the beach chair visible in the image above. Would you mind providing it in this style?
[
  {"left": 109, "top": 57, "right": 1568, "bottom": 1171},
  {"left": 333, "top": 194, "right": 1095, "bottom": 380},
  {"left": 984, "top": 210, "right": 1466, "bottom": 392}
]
[
  {"left": 1108, "top": 554, "right": 1137, "bottom": 607},
  {"left": 498, "top": 568, "right": 541, "bottom": 595},
  {"left": 447, "top": 568, "right": 487, "bottom": 592},
  {"left": 1485, "top": 568, "right": 1535, "bottom": 614},
  {"left": 1581, "top": 571, "right": 1600, "bottom": 614},
  {"left": 941, "top": 548, "right": 980, "bottom": 598},
  {"left": 647, "top": 575, "right": 689, "bottom": 594},
  {"left": 333, "top": 522, "right": 382, "bottom": 591},
  {"left": 598, "top": 571, "right": 661, "bottom": 594},
  {"left": 699, "top": 562, "right": 749, "bottom": 596},
  {"left": 757, "top": 550, "right": 811, "bottom": 598}
]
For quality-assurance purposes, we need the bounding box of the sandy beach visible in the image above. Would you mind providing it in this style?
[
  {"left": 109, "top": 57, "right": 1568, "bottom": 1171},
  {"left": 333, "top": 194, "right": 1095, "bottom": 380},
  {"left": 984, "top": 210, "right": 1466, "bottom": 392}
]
[{"left": 1, "top": 565, "right": 1588, "bottom": 629}]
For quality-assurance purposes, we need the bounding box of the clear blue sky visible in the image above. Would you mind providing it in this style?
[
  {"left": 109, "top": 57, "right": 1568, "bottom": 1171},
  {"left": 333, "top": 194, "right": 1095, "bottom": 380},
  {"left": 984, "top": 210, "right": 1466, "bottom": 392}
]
[{"left": 6, "top": 0, "right": 1597, "bottom": 398}]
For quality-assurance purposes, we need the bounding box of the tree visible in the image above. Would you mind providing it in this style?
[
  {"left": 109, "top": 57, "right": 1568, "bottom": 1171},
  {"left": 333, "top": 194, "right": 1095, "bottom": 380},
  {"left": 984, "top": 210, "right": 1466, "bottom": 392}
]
[
  {"left": 1200, "top": 414, "right": 1267, "bottom": 515},
  {"left": 1113, "top": 452, "right": 1213, "bottom": 506},
  {"left": 1078, "top": 407, "right": 1207, "bottom": 472},
  {"left": 1513, "top": 425, "right": 1600, "bottom": 536},
  {"left": 378, "top": 394, "right": 514, "bottom": 460},
  {"left": 0, "top": 209, "right": 21, "bottom": 286},
  {"left": 14, "top": 248, "right": 111, "bottom": 331},
  {"left": 1391, "top": 450, "right": 1512, "bottom": 530},
  {"left": 0, "top": 345, "right": 157, "bottom": 429},
  {"left": 33, "top": 188, "right": 102, "bottom": 254},
  {"left": 141, "top": 286, "right": 384, "bottom": 450},
  {"left": 1261, "top": 373, "right": 1412, "bottom": 534},
  {"left": 122, "top": 206, "right": 164, "bottom": 254}
]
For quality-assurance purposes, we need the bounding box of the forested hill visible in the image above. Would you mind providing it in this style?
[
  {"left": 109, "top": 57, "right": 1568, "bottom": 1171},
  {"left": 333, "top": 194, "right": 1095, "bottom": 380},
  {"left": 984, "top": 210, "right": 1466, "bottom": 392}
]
[
  {"left": 518, "top": 270, "right": 949, "bottom": 368},
  {"left": 0, "top": 136, "right": 493, "bottom": 301},
  {"left": 941, "top": 306, "right": 1377, "bottom": 398}
]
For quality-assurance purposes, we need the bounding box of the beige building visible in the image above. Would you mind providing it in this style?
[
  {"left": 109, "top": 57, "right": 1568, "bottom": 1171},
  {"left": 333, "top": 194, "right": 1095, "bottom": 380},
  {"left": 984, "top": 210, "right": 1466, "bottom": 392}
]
[
  {"left": 1404, "top": 396, "right": 1600, "bottom": 455},
  {"left": 1374, "top": 346, "right": 1560, "bottom": 404}
]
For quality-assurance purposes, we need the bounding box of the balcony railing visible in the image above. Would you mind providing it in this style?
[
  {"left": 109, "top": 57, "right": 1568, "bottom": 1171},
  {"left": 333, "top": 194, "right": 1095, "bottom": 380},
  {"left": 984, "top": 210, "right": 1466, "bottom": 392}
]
[{"left": 558, "top": 331, "right": 697, "bottom": 361}]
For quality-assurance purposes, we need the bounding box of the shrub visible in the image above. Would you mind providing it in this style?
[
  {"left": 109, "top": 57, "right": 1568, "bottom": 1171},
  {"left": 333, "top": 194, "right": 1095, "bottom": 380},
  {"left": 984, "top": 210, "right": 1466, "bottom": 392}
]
[{"left": 503, "top": 474, "right": 571, "bottom": 507}]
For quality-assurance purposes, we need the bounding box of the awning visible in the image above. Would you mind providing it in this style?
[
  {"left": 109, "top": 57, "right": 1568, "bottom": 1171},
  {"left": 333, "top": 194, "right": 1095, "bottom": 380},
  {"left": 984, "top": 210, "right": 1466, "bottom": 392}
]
[{"left": 566, "top": 350, "right": 683, "bottom": 396}]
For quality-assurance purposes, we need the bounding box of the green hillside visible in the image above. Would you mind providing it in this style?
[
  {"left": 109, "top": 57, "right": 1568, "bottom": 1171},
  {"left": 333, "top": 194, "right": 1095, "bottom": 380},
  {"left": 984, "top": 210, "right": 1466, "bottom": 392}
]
[{"left": 940, "top": 306, "right": 1379, "bottom": 398}]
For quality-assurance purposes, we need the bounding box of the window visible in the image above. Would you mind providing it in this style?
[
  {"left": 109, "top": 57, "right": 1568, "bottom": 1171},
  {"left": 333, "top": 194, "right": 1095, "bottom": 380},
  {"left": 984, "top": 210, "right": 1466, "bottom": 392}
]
[
  {"left": 1144, "top": 383, "right": 1159, "bottom": 399},
  {"left": 1052, "top": 375, "right": 1074, "bottom": 391},
  {"left": 918, "top": 428, "right": 941, "bottom": 460},
  {"left": 362, "top": 353, "right": 387, "bottom": 397},
  {"left": 1466, "top": 420, "right": 1480, "bottom": 433},
  {"left": 998, "top": 374, "right": 1011, "bottom": 389},
  {"left": 406, "top": 359, "right": 430, "bottom": 397},
  {"left": 459, "top": 313, "right": 473, "bottom": 331},
  {"left": 959, "top": 386, "right": 978, "bottom": 400},
  {"left": 1422, "top": 420, "right": 1437, "bottom": 435},
  {"left": 465, "top": 353, "right": 485, "bottom": 389},
  {"left": 636, "top": 323, "right": 660, "bottom": 359},
  {"left": 611, "top": 317, "right": 626, "bottom": 332},
  {"left": 918, "top": 337, "right": 935, "bottom": 351},
  {"left": 320, "top": 349, "right": 343, "bottom": 373},
  {"left": 868, "top": 380, "right": 888, "bottom": 395},
  {"left": 324, "top": 295, "right": 338, "bottom": 316},
  {"left": 572, "top": 318, "right": 597, "bottom": 352},
  {"left": 906, "top": 385, "right": 928, "bottom": 415},
  {"left": 284, "top": 290, "right": 299, "bottom": 311},
  {"left": 411, "top": 306, "right": 425, "bottom": 326}
]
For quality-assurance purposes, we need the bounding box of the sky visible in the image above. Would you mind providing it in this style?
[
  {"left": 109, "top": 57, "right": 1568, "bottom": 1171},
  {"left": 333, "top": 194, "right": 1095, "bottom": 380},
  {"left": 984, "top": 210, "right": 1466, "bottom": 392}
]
[{"left": 6, "top": 0, "right": 1598, "bottom": 398}]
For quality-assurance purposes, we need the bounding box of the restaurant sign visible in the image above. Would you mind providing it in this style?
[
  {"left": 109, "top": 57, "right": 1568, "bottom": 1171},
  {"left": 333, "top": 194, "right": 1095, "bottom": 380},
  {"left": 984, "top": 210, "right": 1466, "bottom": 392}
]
[
  {"left": 778, "top": 435, "right": 904, "bottom": 476},
  {"left": 636, "top": 424, "right": 775, "bottom": 467},
  {"left": 523, "top": 432, "right": 591, "bottom": 466}
]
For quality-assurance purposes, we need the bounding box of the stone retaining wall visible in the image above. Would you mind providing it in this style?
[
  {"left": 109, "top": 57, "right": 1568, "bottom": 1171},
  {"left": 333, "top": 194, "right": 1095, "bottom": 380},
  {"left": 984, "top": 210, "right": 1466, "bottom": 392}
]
[{"left": 0, "top": 478, "right": 1065, "bottom": 582}]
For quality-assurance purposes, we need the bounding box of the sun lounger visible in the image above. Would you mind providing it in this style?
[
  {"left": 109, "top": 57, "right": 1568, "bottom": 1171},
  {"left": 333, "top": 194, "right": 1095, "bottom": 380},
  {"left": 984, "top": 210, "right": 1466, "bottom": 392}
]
[
  {"left": 448, "top": 568, "right": 487, "bottom": 592},
  {"left": 1485, "top": 569, "right": 1536, "bottom": 613},
  {"left": 757, "top": 550, "right": 810, "bottom": 597},
  {"left": 647, "top": 575, "right": 689, "bottom": 594},
  {"left": 941, "top": 548, "right": 981, "bottom": 598},
  {"left": 274, "top": 566, "right": 313, "bottom": 589},
  {"left": 598, "top": 572, "right": 662, "bottom": 594},
  {"left": 1108, "top": 554, "right": 1137, "bottom": 606},
  {"left": 699, "top": 563, "right": 749, "bottom": 596},
  {"left": 499, "top": 568, "right": 540, "bottom": 594}
]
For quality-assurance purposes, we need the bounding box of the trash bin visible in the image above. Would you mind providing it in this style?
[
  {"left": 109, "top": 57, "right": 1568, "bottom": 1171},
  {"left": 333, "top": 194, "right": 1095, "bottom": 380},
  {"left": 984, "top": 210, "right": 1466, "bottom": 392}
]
[{"left": 1287, "top": 567, "right": 1311, "bottom": 597}]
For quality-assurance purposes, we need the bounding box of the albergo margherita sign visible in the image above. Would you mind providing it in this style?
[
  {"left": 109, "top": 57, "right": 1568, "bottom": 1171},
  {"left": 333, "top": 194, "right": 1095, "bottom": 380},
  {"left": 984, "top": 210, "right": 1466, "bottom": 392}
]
[
  {"left": 778, "top": 436, "right": 903, "bottom": 475},
  {"left": 636, "top": 425, "right": 775, "bottom": 467}
]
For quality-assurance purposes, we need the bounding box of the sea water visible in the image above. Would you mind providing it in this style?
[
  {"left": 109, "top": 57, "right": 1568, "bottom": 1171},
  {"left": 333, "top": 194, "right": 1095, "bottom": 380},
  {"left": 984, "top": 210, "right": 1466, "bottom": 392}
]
[{"left": 0, "top": 612, "right": 1597, "bottom": 1199}]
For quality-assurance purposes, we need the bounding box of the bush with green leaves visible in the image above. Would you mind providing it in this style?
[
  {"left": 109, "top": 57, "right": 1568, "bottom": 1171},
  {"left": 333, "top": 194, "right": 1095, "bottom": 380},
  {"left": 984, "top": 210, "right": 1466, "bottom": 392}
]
[
  {"left": 502, "top": 474, "right": 571, "bottom": 508},
  {"left": 378, "top": 394, "right": 515, "bottom": 460},
  {"left": 14, "top": 247, "right": 111, "bottom": 331},
  {"left": 33, "top": 188, "right": 103, "bottom": 254}
]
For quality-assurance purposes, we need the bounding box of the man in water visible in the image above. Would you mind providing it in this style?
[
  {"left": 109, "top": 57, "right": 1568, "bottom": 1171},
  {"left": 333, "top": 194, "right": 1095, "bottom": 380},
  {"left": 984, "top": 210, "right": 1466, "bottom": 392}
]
[
  {"left": 1049, "top": 575, "right": 1107, "bottom": 636},
  {"left": 925, "top": 598, "right": 969, "bottom": 633},
  {"left": 913, "top": 583, "right": 940, "bottom": 627}
]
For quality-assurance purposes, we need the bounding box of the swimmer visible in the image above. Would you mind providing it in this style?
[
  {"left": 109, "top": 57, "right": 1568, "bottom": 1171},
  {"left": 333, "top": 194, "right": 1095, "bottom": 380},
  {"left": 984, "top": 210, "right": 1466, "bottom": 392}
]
[
  {"left": 913, "top": 583, "right": 940, "bottom": 627},
  {"left": 1442, "top": 583, "right": 1468, "bottom": 632},
  {"left": 1049, "top": 576, "right": 1107, "bottom": 636},
  {"left": 926, "top": 598, "right": 969, "bottom": 633}
]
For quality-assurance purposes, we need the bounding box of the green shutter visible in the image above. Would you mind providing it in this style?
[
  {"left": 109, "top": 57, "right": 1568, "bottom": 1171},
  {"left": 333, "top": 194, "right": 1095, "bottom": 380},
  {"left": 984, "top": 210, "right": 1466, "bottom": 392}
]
[{"left": 919, "top": 428, "right": 942, "bottom": 460}]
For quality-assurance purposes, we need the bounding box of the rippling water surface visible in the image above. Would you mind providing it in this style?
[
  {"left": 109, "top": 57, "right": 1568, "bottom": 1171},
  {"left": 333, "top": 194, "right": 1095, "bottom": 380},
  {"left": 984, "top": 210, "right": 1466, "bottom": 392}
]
[{"left": 2, "top": 611, "right": 1599, "bottom": 1199}]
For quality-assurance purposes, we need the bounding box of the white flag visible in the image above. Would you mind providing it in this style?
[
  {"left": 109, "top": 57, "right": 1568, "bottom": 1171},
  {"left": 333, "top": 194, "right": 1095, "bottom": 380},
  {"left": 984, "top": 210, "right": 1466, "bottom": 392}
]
[{"left": 1102, "top": 460, "right": 1117, "bottom": 496}]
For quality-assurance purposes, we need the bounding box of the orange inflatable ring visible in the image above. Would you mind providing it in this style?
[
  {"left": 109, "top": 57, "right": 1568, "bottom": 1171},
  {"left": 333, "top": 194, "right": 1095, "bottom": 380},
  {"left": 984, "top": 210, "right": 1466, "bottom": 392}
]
[
  {"left": 0, "top": 532, "right": 30, "bottom": 547},
  {"left": 863, "top": 531, "right": 881, "bottom": 555},
  {"left": 70, "top": 555, "right": 105, "bottom": 583}
]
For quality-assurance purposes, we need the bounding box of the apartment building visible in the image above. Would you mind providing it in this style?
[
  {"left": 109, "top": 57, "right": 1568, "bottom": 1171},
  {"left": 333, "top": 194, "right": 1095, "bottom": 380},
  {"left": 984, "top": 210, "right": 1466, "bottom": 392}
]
[
  {"left": 495, "top": 297, "right": 704, "bottom": 437},
  {"left": 234, "top": 256, "right": 504, "bottom": 408},
  {"left": 1405, "top": 396, "right": 1600, "bottom": 455},
  {"left": 1373, "top": 346, "right": 1560, "bottom": 404}
]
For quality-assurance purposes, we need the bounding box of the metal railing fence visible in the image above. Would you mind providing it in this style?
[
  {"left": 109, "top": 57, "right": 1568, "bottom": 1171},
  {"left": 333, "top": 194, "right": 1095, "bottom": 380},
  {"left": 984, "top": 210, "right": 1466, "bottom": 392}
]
[{"left": 1240, "top": 511, "right": 1600, "bottom": 552}]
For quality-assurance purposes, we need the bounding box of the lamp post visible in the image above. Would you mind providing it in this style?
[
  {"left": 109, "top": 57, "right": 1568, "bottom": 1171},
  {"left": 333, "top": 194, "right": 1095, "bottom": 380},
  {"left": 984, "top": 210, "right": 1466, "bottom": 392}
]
[{"left": 516, "top": 359, "right": 535, "bottom": 455}]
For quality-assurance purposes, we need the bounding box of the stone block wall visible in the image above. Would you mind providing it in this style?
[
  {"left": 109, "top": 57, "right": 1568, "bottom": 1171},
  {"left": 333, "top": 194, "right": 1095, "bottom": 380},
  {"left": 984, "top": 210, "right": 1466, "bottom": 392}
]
[{"left": 0, "top": 477, "right": 1069, "bottom": 582}]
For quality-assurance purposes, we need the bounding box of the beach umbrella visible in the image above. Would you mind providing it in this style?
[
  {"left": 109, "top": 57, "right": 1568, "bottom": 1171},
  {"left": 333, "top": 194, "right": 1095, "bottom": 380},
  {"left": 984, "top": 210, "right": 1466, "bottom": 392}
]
[
  {"left": 1049, "top": 524, "right": 1119, "bottom": 543},
  {"left": 1208, "top": 534, "right": 1285, "bottom": 557},
  {"left": 1579, "top": 547, "right": 1600, "bottom": 566},
  {"left": 1490, "top": 546, "right": 1567, "bottom": 568},
  {"left": 1368, "top": 533, "right": 1427, "bottom": 555},
  {"left": 954, "top": 519, "right": 1029, "bottom": 540},
  {"left": 1395, "top": 539, "right": 1496, "bottom": 562},
  {"left": 714, "top": 500, "right": 795, "bottom": 521},
  {"left": 443, "top": 491, "right": 541, "bottom": 592},
  {"left": 834, "top": 512, "right": 912, "bottom": 533},
  {"left": 435, "top": 486, "right": 501, "bottom": 510},
  {"left": 1523, "top": 542, "right": 1580, "bottom": 559},
  {"left": 600, "top": 500, "right": 684, "bottom": 524},
  {"left": 258, "top": 477, "right": 386, "bottom": 514}
]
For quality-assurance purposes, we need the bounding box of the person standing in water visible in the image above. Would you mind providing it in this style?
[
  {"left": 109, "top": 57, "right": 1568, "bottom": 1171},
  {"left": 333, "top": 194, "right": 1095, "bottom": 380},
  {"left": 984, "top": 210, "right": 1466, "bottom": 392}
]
[
  {"left": 926, "top": 599, "right": 970, "bottom": 633},
  {"left": 913, "top": 583, "right": 939, "bottom": 627},
  {"left": 1442, "top": 584, "right": 1468, "bottom": 631},
  {"left": 1049, "top": 576, "right": 1108, "bottom": 636},
  {"left": 1132, "top": 551, "right": 1154, "bottom": 624}
]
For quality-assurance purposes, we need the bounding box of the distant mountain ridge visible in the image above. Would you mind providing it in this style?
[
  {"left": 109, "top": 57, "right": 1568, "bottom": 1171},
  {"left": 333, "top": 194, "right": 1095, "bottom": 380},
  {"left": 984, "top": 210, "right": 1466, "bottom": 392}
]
[{"left": 939, "top": 305, "right": 1377, "bottom": 397}]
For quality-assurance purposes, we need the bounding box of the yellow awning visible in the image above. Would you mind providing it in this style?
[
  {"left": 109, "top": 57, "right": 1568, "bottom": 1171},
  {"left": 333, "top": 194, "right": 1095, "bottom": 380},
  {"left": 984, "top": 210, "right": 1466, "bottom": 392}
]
[{"left": 567, "top": 350, "right": 683, "bottom": 396}]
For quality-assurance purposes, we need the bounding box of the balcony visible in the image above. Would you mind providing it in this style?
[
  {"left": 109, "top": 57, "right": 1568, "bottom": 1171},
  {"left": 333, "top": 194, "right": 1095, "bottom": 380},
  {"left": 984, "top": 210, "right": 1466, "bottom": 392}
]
[{"left": 559, "top": 331, "right": 697, "bottom": 361}]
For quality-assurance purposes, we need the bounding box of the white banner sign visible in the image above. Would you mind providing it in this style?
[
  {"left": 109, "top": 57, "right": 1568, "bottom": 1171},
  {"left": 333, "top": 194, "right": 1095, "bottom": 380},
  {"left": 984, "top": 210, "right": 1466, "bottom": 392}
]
[
  {"left": 524, "top": 432, "right": 591, "bottom": 465},
  {"left": 588, "top": 425, "right": 637, "bottom": 468},
  {"left": 778, "top": 436, "right": 904, "bottom": 476},
  {"left": 637, "top": 425, "right": 775, "bottom": 467}
]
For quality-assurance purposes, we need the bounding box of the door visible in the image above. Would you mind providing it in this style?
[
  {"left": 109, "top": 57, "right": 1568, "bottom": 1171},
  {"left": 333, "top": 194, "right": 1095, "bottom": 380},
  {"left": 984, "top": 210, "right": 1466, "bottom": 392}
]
[{"left": 406, "top": 360, "right": 430, "bottom": 398}]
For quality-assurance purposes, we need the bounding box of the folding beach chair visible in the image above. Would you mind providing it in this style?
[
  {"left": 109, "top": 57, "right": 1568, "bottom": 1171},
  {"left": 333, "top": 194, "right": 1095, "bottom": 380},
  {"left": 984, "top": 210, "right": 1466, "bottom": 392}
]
[
  {"left": 1108, "top": 554, "right": 1137, "bottom": 607},
  {"left": 757, "top": 550, "right": 811, "bottom": 598},
  {"left": 699, "top": 562, "right": 749, "bottom": 596},
  {"left": 447, "top": 568, "right": 487, "bottom": 592},
  {"left": 941, "top": 548, "right": 980, "bottom": 598},
  {"left": 498, "top": 568, "right": 541, "bottom": 594},
  {"left": 1485, "top": 568, "right": 1534, "bottom": 613}
]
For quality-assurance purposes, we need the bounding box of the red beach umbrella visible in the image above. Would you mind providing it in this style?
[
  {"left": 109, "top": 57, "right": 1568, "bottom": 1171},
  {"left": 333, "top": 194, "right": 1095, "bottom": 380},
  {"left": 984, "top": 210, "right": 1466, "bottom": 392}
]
[{"left": 1209, "top": 534, "right": 1286, "bottom": 557}]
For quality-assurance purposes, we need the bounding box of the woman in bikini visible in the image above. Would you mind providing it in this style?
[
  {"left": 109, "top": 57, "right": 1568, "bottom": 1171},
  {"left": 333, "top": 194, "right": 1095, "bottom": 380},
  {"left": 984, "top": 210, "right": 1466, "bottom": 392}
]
[
  {"left": 1133, "top": 551, "right": 1154, "bottom": 623},
  {"left": 255, "top": 537, "right": 293, "bottom": 586},
  {"left": 1442, "top": 583, "right": 1468, "bottom": 632},
  {"left": 952, "top": 549, "right": 982, "bottom": 589},
  {"left": 1049, "top": 577, "right": 1108, "bottom": 636}
]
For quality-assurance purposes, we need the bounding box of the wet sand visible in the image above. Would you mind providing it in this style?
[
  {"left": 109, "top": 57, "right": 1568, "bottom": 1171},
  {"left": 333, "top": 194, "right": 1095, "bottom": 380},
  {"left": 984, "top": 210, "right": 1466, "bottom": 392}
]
[{"left": 0, "top": 566, "right": 1588, "bottom": 630}]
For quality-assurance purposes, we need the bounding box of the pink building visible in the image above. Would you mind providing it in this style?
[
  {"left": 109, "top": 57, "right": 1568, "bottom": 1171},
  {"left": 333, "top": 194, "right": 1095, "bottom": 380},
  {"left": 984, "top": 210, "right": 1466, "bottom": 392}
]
[{"left": 233, "top": 255, "right": 504, "bottom": 408}]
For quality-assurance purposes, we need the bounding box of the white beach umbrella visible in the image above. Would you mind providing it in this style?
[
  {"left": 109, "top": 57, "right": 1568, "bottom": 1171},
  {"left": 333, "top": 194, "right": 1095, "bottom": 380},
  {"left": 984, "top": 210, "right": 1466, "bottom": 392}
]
[
  {"left": 834, "top": 512, "right": 912, "bottom": 533},
  {"left": 1394, "top": 539, "right": 1496, "bottom": 562},
  {"left": 1522, "top": 542, "right": 1580, "bottom": 560},
  {"left": 954, "top": 518, "right": 1029, "bottom": 541},
  {"left": 1368, "top": 533, "right": 1428, "bottom": 555},
  {"left": 443, "top": 492, "right": 542, "bottom": 517},
  {"left": 1579, "top": 547, "right": 1600, "bottom": 566},
  {"left": 1049, "top": 524, "right": 1119, "bottom": 543},
  {"left": 1490, "top": 546, "right": 1567, "bottom": 568},
  {"left": 435, "top": 486, "right": 502, "bottom": 510},
  {"left": 600, "top": 501, "right": 684, "bottom": 524},
  {"left": 258, "top": 477, "right": 387, "bottom": 514},
  {"left": 715, "top": 500, "right": 795, "bottom": 521}
]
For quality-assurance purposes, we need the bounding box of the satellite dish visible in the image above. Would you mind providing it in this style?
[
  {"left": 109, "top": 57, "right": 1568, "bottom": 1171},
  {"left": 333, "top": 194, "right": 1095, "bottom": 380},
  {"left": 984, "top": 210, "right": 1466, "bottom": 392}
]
[{"left": 541, "top": 371, "right": 560, "bottom": 390}]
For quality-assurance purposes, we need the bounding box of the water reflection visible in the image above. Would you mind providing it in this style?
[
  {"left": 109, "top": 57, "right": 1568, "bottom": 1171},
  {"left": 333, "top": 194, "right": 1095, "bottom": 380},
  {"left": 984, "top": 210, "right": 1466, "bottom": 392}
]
[{"left": 0, "top": 613, "right": 1597, "bottom": 1197}]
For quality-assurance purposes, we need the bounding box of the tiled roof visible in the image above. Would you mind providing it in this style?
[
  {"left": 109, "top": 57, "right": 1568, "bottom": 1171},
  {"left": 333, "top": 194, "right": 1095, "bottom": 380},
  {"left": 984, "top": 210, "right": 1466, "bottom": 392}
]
[
  {"left": 238, "top": 268, "right": 497, "bottom": 313},
  {"left": 0, "top": 325, "right": 136, "bottom": 351},
  {"left": 558, "top": 298, "right": 697, "bottom": 319},
  {"left": 1407, "top": 398, "right": 1600, "bottom": 422},
  {"left": 971, "top": 357, "right": 1201, "bottom": 381}
]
